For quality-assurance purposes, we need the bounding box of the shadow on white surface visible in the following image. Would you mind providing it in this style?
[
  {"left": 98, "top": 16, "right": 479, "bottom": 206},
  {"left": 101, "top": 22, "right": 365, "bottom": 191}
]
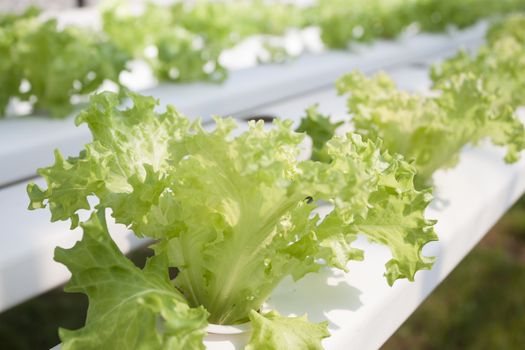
[{"left": 266, "top": 267, "right": 363, "bottom": 327}]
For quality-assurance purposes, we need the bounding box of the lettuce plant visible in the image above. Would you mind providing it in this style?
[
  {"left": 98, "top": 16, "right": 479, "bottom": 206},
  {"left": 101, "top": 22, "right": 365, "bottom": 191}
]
[
  {"left": 432, "top": 17, "right": 525, "bottom": 110},
  {"left": 28, "top": 92, "right": 436, "bottom": 349},
  {"left": 337, "top": 71, "right": 525, "bottom": 188},
  {"left": 0, "top": 8, "right": 129, "bottom": 118}
]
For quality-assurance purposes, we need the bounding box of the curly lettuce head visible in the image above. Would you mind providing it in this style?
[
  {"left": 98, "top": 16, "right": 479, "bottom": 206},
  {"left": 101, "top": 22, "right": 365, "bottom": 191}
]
[{"left": 28, "top": 91, "right": 436, "bottom": 348}]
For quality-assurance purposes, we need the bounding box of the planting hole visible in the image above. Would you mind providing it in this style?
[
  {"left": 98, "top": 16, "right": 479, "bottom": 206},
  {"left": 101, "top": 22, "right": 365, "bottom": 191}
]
[{"left": 242, "top": 114, "right": 277, "bottom": 123}]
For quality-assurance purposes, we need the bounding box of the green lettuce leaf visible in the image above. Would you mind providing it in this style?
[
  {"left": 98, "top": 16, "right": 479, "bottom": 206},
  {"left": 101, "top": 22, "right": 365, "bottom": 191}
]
[
  {"left": 246, "top": 310, "right": 330, "bottom": 350},
  {"left": 314, "top": 134, "right": 437, "bottom": 284},
  {"left": 27, "top": 92, "right": 189, "bottom": 229},
  {"left": 56, "top": 209, "right": 208, "bottom": 350}
]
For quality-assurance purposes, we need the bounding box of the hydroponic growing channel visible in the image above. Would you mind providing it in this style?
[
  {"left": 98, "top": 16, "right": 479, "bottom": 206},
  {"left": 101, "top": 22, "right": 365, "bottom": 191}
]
[{"left": 1, "top": 2, "right": 525, "bottom": 350}]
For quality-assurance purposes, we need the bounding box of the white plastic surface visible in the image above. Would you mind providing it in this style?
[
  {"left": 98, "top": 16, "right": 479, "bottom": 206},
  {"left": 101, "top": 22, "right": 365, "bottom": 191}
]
[{"left": 206, "top": 323, "right": 252, "bottom": 335}]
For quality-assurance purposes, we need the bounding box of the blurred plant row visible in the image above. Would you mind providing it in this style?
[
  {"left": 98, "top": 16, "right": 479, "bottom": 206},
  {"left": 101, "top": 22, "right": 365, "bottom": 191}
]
[{"left": 2, "top": 0, "right": 525, "bottom": 118}]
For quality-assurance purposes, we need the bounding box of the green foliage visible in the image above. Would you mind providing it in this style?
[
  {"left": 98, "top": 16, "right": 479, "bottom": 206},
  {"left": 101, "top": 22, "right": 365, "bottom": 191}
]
[
  {"left": 432, "top": 25, "right": 525, "bottom": 110},
  {"left": 57, "top": 210, "right": 209, "bottom": 350},
  {"left": 316, "top": 0, "right": 525, "bottom": 49},
  {"left": 316, "top": 0, "right": 417, "bottom": 48},
  {"left": 102, "top": 0, "right": 525, "bottom": 81},
  {"left": 102, "top": 0, "right": 305, "bottom": 83},
  {"left": 0, "top": 246, "right": 156, "bottom": 350},
  {"left": 5, "top": 1, "right": 525, "bottom": 118},
  {"left": 28, "top": 91, "right": 436, "bottom": 348},
  {"left": 337, "top": 70, "right": 525, "bottom": 187},
  {"left": 487, "top": 13, "right": 525, "bottom": 44},
  {"left": 0, "top": 5, "right": 40, "bottom": 26},
  {"left": 246, "top": 310, "right": 330, "bottom": 350},
  {"left": 413, "top": 0, "right": 525, "bottom": 32},
  {"left": 296, "top": 105, "right": 344, "bottom": 162},
  {"left": 432, "top": 10, "right": 525, "bottom": 108},
  {"left": 0, "top": 9, "right": 128, "bottom": 118},
  {"left": 295, "top": 12, "right": 525, "bottom": 189}
]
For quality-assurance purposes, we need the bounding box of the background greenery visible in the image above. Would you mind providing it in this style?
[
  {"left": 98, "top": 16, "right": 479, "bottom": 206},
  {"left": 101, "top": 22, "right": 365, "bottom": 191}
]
[{"left": 0, "top": 197, "right": 524, "bottom": 349}]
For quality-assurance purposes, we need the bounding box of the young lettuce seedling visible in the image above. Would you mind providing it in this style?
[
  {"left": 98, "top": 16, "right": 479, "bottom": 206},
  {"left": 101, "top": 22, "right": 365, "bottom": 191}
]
[{"left": 28, "top": 92, "right": 436, "bottom": 349}]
